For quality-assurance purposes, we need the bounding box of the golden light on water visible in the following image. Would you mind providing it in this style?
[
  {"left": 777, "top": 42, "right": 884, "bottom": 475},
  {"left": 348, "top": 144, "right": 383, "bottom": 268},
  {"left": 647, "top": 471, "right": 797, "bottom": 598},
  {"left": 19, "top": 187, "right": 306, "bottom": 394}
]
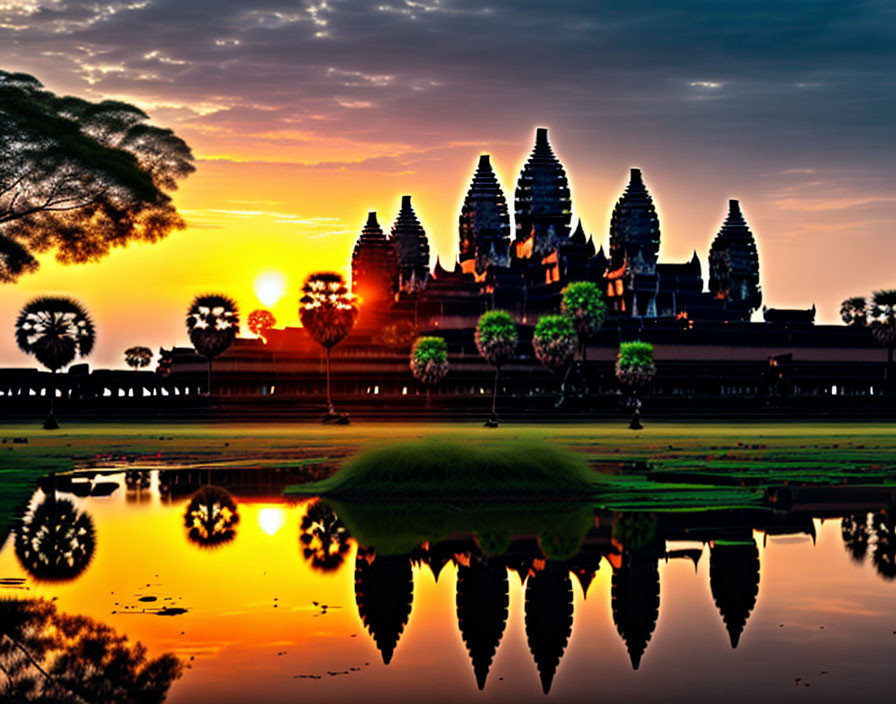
[
  {"left": 254, "top": 272, "right": 287, "bottom": 307},
  {"left": 257, "top": 506, "right": 286, "bottom": 536}
]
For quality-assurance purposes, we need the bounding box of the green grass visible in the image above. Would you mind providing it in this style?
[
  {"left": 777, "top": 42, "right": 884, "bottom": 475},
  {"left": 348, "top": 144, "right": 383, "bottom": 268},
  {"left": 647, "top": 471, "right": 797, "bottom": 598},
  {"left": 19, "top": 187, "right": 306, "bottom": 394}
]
[
  {"left": 286, "top": 437, "right": 594, "bottom": 498},
  {"left": 3, "top": 420, "right": 896, "bottom": 546}
]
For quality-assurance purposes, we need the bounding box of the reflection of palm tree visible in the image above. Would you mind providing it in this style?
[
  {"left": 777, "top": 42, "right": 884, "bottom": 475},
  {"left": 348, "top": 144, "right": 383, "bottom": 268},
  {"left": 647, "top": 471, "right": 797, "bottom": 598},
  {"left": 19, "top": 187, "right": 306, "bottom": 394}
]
[
  {"left": 354, "top": 548, "right": 413, "bottom": 664},
  {"left": 456, "top": 557, "right": 509, "bottom": 690},
  {"left": 841, "top": 512, "right": 871, "bottom": 562},
  {"left": 15, "top": 495, "right": 96, "bottom": 582},
  {"left": 611, "top": 545, "right": 660, "bottom": 670},
  {"left": 709, "top": 540, "right": 760, "bottom": 648},
  {"left": 0, "top": 598, "right": 182, "bottom": 702},
  {"left": 870, "top": 512, "right": 896, "bottom": 580},
  {"left": 299, "top": 500, "right": 350, "bottom": 572},
  {"left": 524, "top": 565, "right": 574, "bottom": 694},
  {"left": 183, "top": 486, "right": 239, "bottom": 548}
]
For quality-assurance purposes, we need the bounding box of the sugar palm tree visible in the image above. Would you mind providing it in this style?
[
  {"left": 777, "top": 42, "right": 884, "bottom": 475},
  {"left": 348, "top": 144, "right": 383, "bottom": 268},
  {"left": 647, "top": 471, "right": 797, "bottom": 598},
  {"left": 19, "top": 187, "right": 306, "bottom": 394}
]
[
  {"left": 840, "top": 296, "right": 868, "bottom": 326},
  {"left": 15, "top": 296, "right": 95, "bottom": 429},
  {"left": 183, "top": 486, "right": 240, "bottom": 548},
  {"left": 299, "top": 500, "right": 351, "bottom": 572},
  {"left": 616, "top": 341, "right": 655, "bottom": 430},
  {"left": 185, "top": 294, "right": 240, "bottom": 395},
  {"left": 247, "top": 309, "right": 276, "bottom": 342},
  {"left": 475, "top": 310, "right": 518, "bottom": 427},
  {"left": 410, "top": 336, "right": 448, "bottom": 406},
  {"left": 15, "top": 495, "right": 96, "bottom": 581},
  {"left": 300, "top": 272, "right": 359, "bottom": 421},
  {"left": 124, "top": 345, "right": 153, "bottom": 369},
  {"left": 869, "top": 289, "right": 896, "bottom": 393},
  {"left": 560, "top": 281, "right": 607, "bottom": 365},
  {"left": 533, "top": 314, "right": 577, "bottom": 404}
]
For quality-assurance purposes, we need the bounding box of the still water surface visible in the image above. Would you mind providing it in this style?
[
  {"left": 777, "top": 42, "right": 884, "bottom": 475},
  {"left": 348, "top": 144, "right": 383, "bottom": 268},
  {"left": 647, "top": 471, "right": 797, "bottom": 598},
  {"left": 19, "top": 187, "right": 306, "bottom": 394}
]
[{"left": 1, "top": 468, "right": 895, "bottom": 703}]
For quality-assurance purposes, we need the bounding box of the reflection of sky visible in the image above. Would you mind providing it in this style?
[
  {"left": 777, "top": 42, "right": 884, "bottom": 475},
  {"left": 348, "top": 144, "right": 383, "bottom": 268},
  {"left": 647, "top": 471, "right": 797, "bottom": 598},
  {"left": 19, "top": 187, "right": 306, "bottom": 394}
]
[{"left": 1, "top": 477, "right": 894, "bottom": 703}]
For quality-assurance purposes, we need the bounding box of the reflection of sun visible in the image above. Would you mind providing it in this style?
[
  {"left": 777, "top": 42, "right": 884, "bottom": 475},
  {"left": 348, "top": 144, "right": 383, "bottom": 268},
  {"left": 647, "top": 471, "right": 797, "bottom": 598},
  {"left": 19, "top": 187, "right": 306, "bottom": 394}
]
[
  {"left": 258, "top": 507, "right": 286, "bottom": 536},
  {"left": 254, "top": 272, "right": 286, "bottom": 307}
]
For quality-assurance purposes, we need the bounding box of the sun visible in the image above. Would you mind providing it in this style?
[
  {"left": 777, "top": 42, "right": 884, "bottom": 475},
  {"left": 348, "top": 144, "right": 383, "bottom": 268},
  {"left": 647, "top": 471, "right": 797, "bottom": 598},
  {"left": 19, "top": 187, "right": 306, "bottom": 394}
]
[{"left": 254, "top": 271, "right": 286, "bottom": 307}]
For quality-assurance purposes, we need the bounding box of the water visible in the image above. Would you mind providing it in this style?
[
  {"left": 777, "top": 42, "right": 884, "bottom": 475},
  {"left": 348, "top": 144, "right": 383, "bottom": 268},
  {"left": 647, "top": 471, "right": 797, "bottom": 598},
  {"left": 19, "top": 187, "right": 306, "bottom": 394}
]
[{"left": 1, "top": 468, "right": 895, "bottom": 703}]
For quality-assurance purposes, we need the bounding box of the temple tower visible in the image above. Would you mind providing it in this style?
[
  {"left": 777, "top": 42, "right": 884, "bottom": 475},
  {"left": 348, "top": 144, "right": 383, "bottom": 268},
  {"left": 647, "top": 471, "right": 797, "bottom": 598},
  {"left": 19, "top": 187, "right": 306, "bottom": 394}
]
[
  {"left": 609, "top": 168, "right": 661, "bottom": 275},
  {"left": 708, "top": 199, "right": 761, "bottom": 318},
  {"left": 709, "top": 539, "right": 760, "bottom": 648},
  {"left": 390, "top": 195, "right": 430, "bottom": 293},
  {"left": 351, "top": 211, "right": 399, "bottom": 305},
  {"left": 524, "top": 566, "right": 574, "bottom": 694},
  {"left": 354, "top": 549, "right": 414, "bottom": 665},
  {"left": 514, "top": 127, "right": 572, "bottom": 256},
  {"left": 455, "top": 557, "right": 510, "bottom": 690},
  {"left": 459, "top": 155, "right": 511, "bottom": 274}
]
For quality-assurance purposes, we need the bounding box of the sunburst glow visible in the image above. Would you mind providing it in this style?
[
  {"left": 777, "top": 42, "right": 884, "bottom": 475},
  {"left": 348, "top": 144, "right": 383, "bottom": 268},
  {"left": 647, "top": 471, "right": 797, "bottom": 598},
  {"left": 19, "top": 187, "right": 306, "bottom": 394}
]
[
  {"left": 254, "top": 272, "right": 287, "bottom": 307},
  {"left": 257, "top": 507, "right": 286, "bottom": 536}
]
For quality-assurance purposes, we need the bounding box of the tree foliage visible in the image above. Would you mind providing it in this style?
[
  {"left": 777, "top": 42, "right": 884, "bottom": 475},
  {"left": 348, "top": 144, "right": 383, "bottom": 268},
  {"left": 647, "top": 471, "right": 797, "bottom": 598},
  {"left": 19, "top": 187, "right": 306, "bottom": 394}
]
[
  {"left": 475, "top": 310, "right": 518, "bottom": 368},
  {"left": 299, "top": 272, "right": 359, "bottom": 350},
  {"left": 185, "top": 294, "right": 239, "bottom": 361},
  {"left": 410, "top": 336, "right": 449, "bottom": 386},
  {"left": 15, "top": 497, "right": 96, "bottom": 582},
  {"left": 840, "top": 296, "right": 868, "bottom": 327},
  {"left": 560, "top": 281, "right": 607, "bottom": 347},
  {"left": 0, "top": 70, "right": 195, "bottom": 283},
  {"left": 870, "top": 289, "right": 896, "bottom": 348},
  {"left": 532, "top": 314, "right": 576, "bottom": 371},
  {"left": 247, "top": 309, "right": 276, "bottom": 341},
  {"left": 616, "top": 341, "right": 656, "bottom": 390},
  {"left": 124, "top": 345, "right": 153, "bottom": 369},
  {"left": 15, "top": 296, "right": 95, "bottom": 371},
  {"left": 183, "top": 486, "right": 240, "bottom": 549},
  {"left": 0, "top": 599, "right": 182, "bottom": 703}
]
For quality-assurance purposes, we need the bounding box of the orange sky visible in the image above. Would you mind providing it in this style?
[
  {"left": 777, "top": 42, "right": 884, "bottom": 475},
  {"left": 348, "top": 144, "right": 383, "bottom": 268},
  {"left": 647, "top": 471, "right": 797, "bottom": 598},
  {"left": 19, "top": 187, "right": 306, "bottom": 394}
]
[{"left": 2, "top": 1, "right": 895, "bottom": 368}]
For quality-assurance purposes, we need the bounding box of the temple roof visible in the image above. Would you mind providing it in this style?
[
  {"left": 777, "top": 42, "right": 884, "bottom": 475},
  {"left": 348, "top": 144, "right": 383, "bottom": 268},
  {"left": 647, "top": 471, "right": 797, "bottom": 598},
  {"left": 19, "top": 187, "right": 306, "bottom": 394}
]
[
  {"left": 524, "top": 568, "right": 574, "bottom": 694},
  {"left": 708, "top": 199, "right": 761, "bottom": 311},
  {"left": 459, "top": 154, "right": 511, "bottom": 273},
  {"left": 709, "top": 541, "right": 760, "bottom": 648},
  {"left": 351, "top": 211, "right": 399, "bottom": 303},
  {"left": 456, "top": 560, "right": 510, "bottom": 690},
  {"left": 514, "top": 128, "right": 572, "bottom": 253},
  {"left": 354, "top": 550, "right": 414, "bottom": 665},
  {"left": 609, "top": 168, "right": 661, "bottom": 274},
  {"left": 391, "top": 195, "right": 430, "bottom": 288}
]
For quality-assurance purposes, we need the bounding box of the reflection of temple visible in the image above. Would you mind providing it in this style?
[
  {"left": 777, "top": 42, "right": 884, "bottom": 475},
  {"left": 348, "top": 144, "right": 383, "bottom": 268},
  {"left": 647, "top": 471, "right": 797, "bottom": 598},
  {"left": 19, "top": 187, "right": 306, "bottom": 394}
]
[
  {"left": 455, "top": 556, "right": 510, "bottom": 690},
  {"left": 611, "top": 544, "right": 660, "bottom": 670},
  {"left": 709, "top": 539, "right": 760, "bottom": 648},
  {"left": 354, "top": 548, "right": 414, "bottom": 664},
  {"left": 524, "top": 565, "right": 574, "bottom": 693}
]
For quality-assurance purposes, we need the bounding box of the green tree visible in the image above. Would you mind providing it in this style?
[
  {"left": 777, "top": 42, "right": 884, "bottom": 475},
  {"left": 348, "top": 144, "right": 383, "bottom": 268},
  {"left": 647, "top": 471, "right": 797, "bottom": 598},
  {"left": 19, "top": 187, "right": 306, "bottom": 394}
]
[
  {"left": 247, "top": 309, "right": 276, "bottom": 342},
  {"left": 124, "top": 345, "right": 153, "bottom": 369},
  {"left": 869, "top": 289, "right": 896, "bottom": 393},
  {"left": 15, "top": 296, "right": 95, "bottom": 429},
  {"left": 185, "top": 294, "right": 239, "bottom": 395},
  {"left": 533, "top": 314, "right": 577, "bottom": 404},
  {"left": 616, "top": 341, "right": 655, "bottom": 430},
  {"left": 560, "top": 281, "right": 607, "bottom": 364},
  {"left": 0, "top": 70, "right": 194, "bottom": 283},
  {"left": 300, "top": 272, "right": 359, "bottom": 421},
  {"left": 475, "top": 310, "right": 518, "bottom": 427},
  {"left": 410, "top": 336, "right": 449, "bottom": 406},
  {"left": 840, "top": 296, "right": 868, "bottom": 326}
]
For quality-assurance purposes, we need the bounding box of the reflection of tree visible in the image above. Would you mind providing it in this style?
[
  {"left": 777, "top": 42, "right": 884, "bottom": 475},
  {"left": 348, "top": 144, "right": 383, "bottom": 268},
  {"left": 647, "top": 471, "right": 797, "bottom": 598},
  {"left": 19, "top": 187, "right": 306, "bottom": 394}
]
[
  {"left": 183, "top": 486, "right": 239, "bottom": 548},
  {"left": 15, "top": 496, "right": 96, "bottom": 582},
  {"left": 456, "top": 557, "right": 509, "bottom": 690},
  {"left": 524, "top": 565, "right": 574, "bottom": 694},
  {"left": 840, "top": 511, "right": 896, "bottom": 580},
  {"left": 842, "top": 513, "right": 871, "bottom": 562},
  {"left": 709, "top": 540, "right": 760, "bottom": 648},
  {"left": 0, "top": 599, "right": 182, "bottom": 703},
  {"left": 611, "top": 544, "right": 660, "bottom": 670},
  {"left": 354, "top": 548, "right": 413, "bottom": 664},
  {"left": 299, "top": 500, "right": 350, "bottom": 572}
]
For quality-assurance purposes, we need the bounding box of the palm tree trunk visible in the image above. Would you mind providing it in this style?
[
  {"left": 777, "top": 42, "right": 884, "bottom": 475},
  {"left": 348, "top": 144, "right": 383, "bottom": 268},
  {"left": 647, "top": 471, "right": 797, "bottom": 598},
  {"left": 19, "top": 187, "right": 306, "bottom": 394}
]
[
  {"left": 888, "top": 344, "right": 894, "bottom": 394},
  {"left": 44, "top": 369, "right": 59, "bottom": 430},
  {"left": 489, "top": 366, "right": 500, "bottom": 423},
  {"left": 426, "top": 386, "right": 431, "bottom": 409},
  {"left": 326, "top": 347, "right": 334, "bottom": 414},
  {"left": 206, "top": 358, "right": 212, "bottom": 395}
]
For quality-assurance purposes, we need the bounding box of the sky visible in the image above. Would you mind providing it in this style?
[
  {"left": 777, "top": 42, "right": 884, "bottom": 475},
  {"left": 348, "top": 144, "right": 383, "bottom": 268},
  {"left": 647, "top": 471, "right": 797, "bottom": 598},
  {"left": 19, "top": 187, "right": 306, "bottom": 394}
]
[{"left": 1, "top": 0, "right": 895, "bottom": 368}]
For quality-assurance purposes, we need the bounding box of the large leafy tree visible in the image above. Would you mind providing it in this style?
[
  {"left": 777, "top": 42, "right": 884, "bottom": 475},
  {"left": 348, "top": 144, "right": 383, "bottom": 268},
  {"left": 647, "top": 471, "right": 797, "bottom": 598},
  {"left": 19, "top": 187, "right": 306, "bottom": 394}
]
[
  {"left": 15, "top": 296, "right": 95, "bottom": 429},
  {"left": 840, "top": 296, "right": 868, "bottom": 326},
  {"left": 560, "top": 281, "right": 607, "bottom": 364},
  {"left": 185, "top": 294, "right": 240, "bottom": 395},
  {"left": 410, "top": 336, "right": 449, "bottom": 405},
  {"left": 533, "top": 314, "right": 577, "bottom": 404},
  {"left": 616, "top": 341, "right": 655, "bottom": 430},
  {"left": 300, "top": 272, "right": 359, "bottom": 420},
  {"left": 475, "top": 310, "right": 518, "bottom": 427},
  {"left": 0, "top": 70, "right": 194, "bottom": 283},
  {"left": 124, "top": 345, "right": 153, "bottom": 369},
  {"left": 870, "top": 289, "right": 896, "bottom": 392}
]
